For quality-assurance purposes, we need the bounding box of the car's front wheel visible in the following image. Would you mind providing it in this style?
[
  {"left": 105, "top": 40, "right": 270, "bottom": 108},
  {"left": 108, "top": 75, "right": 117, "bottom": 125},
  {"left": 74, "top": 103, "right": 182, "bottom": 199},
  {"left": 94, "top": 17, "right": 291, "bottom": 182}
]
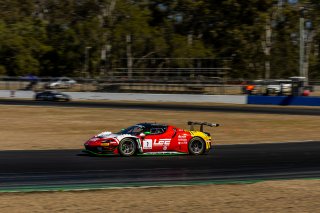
[
  {"left": 188, "top": 137, "right": 205, "bottom": 155},
  {"left": 118, "top": 138, "right": 137, "bottom": 157}
]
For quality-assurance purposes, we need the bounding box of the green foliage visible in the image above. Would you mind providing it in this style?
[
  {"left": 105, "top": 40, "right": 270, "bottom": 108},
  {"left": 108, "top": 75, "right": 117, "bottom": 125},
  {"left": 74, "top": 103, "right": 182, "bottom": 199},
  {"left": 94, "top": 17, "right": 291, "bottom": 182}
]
[
  {"left": 0, "top": 0, "right": 319, "bottom": 80},
  {"left": 0, "top": 18, "right": 51, "bottom": 75},
  {"left": 0, "top": 65, "right": 6, "bottom": 75}
]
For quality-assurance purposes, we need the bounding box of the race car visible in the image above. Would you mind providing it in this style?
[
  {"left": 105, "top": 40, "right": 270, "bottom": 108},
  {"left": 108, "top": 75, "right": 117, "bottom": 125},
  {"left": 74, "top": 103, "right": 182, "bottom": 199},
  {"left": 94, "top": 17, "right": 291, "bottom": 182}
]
[
  {"left": 83, "top": 121, "right": 219, "bottom": 156},
  {"left": 34, "top": 90, "right": 70, "bottom": 101}
]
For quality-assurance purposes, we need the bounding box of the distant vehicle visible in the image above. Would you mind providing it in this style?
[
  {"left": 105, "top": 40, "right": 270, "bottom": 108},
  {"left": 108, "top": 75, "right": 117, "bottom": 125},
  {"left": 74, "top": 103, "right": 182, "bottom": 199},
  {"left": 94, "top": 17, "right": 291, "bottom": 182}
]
[
  {"left": 265, "top": 79, "right": 292, "bottom": 96},
  {"left": 83, "top": 121, "right": 219, "bottom": 157},
  {"left": 35, "top": 90, "right": 70, "bottom": 101},
  {"left": 243, "top": 77, "right": 312, "bottom": 96},
  {"left": 46, "top": 77, "right": 76, "bottom": 89}
]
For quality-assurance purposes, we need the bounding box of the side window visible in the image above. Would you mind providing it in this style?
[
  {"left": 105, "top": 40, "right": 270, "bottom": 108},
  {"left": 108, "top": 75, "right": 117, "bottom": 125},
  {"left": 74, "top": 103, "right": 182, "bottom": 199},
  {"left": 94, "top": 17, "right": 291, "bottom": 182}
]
[{"left": 150, "top": 127, "right": 166, "bottom": 135}]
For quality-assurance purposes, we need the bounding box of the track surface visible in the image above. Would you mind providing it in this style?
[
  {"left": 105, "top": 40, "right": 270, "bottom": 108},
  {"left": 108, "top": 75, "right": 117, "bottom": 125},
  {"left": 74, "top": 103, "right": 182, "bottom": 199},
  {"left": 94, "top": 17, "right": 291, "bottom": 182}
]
[
  {"left": 1, "top": 98, "right": 320, "bottom": 115},
  {"left": 1, "top": 99, "right": 320, "bottom": 190},
  {"left": 1, "top": 141, "right": 320, "bottom": 190}
]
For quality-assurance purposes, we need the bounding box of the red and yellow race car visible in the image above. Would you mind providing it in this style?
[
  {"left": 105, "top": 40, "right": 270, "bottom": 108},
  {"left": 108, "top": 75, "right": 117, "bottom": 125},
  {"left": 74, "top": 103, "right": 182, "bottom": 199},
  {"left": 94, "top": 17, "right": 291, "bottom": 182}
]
[{"left": 83, "top": 121, "right": 219, "bottom": 156}]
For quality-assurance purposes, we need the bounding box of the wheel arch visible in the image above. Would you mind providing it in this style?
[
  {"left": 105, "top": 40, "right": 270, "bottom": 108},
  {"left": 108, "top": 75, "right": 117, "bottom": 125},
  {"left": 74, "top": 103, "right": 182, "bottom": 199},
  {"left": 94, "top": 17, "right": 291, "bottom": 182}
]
[
  {"left": 120, "top": 136, "right": 143, "bottom": 154},
  {"left": 189, "top": 136, "right": 205, "bottom": 144}
]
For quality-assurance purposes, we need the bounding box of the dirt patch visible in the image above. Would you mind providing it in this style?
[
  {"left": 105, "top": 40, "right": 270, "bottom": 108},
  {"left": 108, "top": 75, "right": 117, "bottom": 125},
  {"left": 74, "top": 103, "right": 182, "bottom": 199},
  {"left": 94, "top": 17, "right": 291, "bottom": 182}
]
[
  {"left": 1, "top": 105, "right": 320, "bottom": 150},
  {"left": 0, "top": 180, "right": 319, "bottom": 212}
]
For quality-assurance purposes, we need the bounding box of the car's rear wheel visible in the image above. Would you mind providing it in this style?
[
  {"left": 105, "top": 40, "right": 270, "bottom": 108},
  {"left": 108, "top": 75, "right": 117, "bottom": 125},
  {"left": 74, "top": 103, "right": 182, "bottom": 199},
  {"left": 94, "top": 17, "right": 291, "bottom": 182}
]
[
  {"left": 118, "top": 138, "right": 137, "bottom": 157},
  {"left": 188, "top": 137, "right": 205, "bottom": 155}
]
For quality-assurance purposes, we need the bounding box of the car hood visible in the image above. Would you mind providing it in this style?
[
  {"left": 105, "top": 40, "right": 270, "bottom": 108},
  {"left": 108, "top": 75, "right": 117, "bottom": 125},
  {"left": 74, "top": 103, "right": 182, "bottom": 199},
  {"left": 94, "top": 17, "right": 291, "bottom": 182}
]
[
  {"left": 96, "top": 131, "right": 113, "bottom": 138},
  {"left": 89, "top": 131, "right": 137, "bottom": 141}
]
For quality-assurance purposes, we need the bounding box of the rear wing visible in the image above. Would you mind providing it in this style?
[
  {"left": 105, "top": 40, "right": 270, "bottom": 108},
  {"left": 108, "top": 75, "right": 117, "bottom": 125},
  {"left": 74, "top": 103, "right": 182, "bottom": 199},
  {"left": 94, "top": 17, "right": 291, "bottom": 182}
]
[{"left": 187, "top": 121, "right": 220, "bottom": 132}]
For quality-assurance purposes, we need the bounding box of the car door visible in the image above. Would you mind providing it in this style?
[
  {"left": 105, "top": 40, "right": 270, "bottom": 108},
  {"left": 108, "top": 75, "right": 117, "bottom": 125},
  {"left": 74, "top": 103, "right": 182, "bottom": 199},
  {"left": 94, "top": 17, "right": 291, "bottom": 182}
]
[
  {"left": 41, "top": 91, "right": 51, "bottom": 100},
  {"left": 46, "top": 92, "right": 55, "bottom": 100},
  {"left": 142, "top": 126, "right": 175, "bottom": 152}
]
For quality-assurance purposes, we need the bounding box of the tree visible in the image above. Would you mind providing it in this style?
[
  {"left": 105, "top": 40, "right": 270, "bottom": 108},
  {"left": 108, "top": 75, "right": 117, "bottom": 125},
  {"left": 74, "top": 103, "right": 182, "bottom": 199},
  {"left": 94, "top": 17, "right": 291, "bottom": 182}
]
[
  {"left": 0, "top": 0, "right": 319, "bottom": 79},
  {"left": 0, "top": 19, "right": 50, "bottom": 76}
]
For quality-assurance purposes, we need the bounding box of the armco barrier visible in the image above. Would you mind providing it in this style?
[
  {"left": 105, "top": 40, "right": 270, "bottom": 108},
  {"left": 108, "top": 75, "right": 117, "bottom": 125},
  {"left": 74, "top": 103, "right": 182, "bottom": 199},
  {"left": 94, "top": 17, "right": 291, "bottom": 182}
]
[
  {"left": 248, "top": 96, "right": 320, "bottom": 106},
  {"left": 0, "top": 90, "right": 247, "bottom": 104}
]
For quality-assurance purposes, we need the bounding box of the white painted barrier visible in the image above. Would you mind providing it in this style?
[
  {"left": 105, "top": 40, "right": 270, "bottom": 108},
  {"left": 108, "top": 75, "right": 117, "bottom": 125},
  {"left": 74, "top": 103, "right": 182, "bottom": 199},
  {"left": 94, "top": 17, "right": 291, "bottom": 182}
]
[{"left": 0, "top": 90, "right": 247, "bottom": 104}]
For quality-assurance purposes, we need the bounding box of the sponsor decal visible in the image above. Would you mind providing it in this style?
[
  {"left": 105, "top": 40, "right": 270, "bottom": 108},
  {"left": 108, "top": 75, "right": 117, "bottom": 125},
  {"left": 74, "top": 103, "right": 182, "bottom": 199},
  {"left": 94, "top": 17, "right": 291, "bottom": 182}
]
[
  {"left": 142, "top": 152, "right": 185, "bottom": 155},
  {"left": 143, "top": 138, "right": 172, "bottom": 150},
  {"left": 178, "top": 134, "right": 188, "bottom": 145},
  {"left": 154, "top": 138, "right": 171, "bottom": 146},
  {"left": 178, "top": 142, "right": 188, "bottom": 145}
]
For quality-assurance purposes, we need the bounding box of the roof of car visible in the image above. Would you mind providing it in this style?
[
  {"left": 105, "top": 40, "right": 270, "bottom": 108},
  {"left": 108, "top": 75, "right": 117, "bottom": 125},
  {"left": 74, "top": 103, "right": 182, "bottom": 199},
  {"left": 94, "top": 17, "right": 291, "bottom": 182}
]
[
  {"left": 38, "top": 90, "right": 64, "bottom": 94},
  {"left": 136, "top": 123, "right": 168, "bottom": 128}
]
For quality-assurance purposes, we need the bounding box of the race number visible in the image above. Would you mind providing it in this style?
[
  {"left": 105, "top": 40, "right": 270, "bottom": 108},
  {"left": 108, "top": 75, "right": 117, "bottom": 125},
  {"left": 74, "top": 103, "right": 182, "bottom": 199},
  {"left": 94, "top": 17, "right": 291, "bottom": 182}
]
[{"left": 143, "top": 139, "right": 153, "bottom": 149}]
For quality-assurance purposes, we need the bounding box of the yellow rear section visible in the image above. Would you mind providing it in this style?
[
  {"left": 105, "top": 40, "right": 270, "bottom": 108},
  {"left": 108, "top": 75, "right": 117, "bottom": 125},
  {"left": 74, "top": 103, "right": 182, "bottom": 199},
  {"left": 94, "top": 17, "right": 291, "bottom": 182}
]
[{"left": 188, "top": 131, "right": 212, "bottom": 151}]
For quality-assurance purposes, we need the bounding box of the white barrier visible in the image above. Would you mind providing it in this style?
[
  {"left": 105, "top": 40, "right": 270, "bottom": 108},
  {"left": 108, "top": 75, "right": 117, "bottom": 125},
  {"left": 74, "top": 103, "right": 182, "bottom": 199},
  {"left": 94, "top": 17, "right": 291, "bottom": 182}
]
[{"left": 0, "top": 90, "right": 247, "bottom": 104}]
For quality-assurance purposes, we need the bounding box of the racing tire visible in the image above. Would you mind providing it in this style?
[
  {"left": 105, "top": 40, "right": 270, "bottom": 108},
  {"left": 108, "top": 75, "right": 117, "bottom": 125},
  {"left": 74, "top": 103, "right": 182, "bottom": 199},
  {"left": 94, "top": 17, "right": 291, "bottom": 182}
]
[
  {"left": 188, "top": 137, "right": 205, "bottom": 155},
  {"left": 118, "top": 138, "right": 137, "bottom": 157}
]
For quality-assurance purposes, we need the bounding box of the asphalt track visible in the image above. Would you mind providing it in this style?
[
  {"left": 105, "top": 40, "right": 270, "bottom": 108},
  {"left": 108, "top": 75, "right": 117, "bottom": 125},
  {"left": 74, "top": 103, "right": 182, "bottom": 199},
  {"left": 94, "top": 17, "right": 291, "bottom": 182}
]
[
  {"left": 1, "top": 141, "right": 320, "bottom": 192},
  {"left": 1, "top": 98, "right": 320, "bottom": 115},
  {"left": 1, "top": 99, "right": 320, "bottom": 191}
]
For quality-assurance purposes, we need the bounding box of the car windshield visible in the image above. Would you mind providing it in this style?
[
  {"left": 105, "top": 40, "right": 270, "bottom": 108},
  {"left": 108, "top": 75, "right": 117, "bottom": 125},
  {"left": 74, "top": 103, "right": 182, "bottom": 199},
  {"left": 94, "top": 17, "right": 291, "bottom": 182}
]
[{"left": 117, "top": 125, "right": 145, "bottom": 135}]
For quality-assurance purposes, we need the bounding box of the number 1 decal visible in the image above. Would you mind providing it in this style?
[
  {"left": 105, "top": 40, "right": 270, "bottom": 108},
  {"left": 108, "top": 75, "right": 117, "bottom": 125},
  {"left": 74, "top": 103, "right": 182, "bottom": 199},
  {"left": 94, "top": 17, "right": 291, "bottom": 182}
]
[{"left": 143, "top": 139, "right": 152, "bottom": 149}]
